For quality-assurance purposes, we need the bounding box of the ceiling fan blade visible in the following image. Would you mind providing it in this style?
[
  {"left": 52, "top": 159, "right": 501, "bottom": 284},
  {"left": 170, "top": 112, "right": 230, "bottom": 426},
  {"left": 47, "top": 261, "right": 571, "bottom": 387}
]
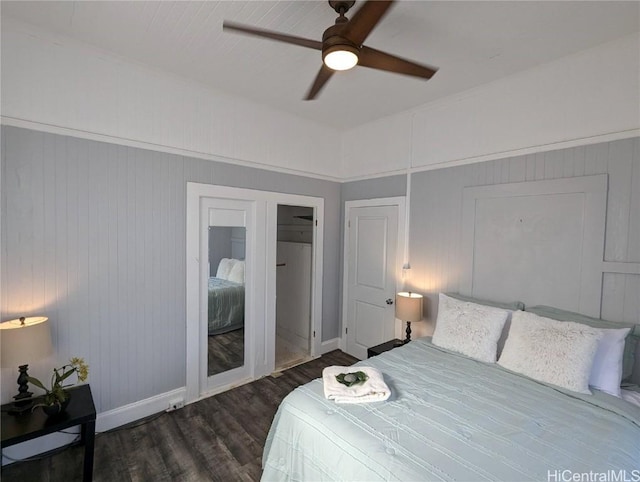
[
  {"left": 341, "top": 0, "right": 395, "bottom": 46},
  {"left": 358, "top": 45, "right": 438, "bottom": 79},
  {"left": 223, "top": 21, "right": 322, "bottom": 51},
  {"left": 305, "top": 65, "right": 335, "bottom": 100}
]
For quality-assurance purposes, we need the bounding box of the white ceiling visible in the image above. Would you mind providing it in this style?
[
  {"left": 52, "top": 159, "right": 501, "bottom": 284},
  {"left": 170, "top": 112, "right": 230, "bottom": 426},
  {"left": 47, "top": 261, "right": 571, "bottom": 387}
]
[{"left": 2, "top": 1, "right": 639, "bottom": 129}]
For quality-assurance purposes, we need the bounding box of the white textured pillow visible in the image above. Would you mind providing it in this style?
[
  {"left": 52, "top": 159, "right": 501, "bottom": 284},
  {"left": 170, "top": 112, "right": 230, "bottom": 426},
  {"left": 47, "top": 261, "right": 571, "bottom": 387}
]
[
  {"left": 590, "top": 327, "right": 630, "bottom": 397},
  {"left": 216, "top": 258, "right": 236, "bottom": 280},
  {"left": 498, "top": 311, "right": 603, "bottom": 394},
  {"left": 227, "top": 260, "right": 245, "bottom": 284},
  {"left": 432, "top": 293, "right": 509, "bottom": 363}
]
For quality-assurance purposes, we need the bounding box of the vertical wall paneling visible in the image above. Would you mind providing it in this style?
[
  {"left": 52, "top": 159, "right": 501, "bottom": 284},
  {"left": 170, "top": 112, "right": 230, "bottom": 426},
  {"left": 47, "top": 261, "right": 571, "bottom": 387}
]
[
  {"left": 602, "top": 273, "right": 640, "bottom": 332},
  {"left": 343, "top": 136, "right": 640, "bottom": 336},
  {"left": 605, "top": 138, "right": 634, "bottom": 262},
  {"left": 1, "top": 125, "right": 341, "bottom": 412},
  {"left": 626, "top": 138, "right": 640, "bottom": 262}
]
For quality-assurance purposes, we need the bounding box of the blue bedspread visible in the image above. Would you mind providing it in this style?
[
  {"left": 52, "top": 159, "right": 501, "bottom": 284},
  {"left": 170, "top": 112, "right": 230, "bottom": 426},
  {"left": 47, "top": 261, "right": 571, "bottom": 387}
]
[
  {"left": 262, "top": 338, "right": 640, "bottom": 481},
  {"left": 208, "top": 277, "right": 244, "bottom": 335}
]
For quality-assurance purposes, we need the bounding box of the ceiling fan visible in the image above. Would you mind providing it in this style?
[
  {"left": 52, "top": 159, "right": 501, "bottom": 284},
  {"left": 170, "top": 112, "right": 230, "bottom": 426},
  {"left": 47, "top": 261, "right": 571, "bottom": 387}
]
[{"left": 223, "top": 0, "right": 438, "bottom": 100}]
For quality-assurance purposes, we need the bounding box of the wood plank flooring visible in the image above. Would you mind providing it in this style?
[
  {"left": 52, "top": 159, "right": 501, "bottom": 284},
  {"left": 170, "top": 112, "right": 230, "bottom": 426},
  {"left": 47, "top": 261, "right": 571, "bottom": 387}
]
[
  {"left": 208, "top": 329, "right": 244, "bottom": 376},
  {"left": 1, "top": 350, "right": 358, "bottom": 482}
]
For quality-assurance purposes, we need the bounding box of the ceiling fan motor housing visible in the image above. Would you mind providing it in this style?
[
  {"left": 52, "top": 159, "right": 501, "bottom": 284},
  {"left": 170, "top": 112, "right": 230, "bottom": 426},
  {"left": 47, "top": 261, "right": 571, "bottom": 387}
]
[
  {"left": 323, "top": 23, "right": 359, "bottom": 53},
  {"left": 323, "top": 1, "right": 359, "bottom": 69}
]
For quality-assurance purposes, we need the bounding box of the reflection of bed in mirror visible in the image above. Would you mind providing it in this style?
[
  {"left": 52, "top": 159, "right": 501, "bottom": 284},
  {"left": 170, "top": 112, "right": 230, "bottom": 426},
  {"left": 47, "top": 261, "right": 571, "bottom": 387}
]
[{"left": 208, "top": 258, "right": 245, "bottom": 335}]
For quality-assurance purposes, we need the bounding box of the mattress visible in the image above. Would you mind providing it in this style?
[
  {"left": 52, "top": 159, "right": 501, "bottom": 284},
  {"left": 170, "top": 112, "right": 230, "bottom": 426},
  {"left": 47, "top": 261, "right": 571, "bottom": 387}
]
[
  {"left": 208, "top": 277, "right": 244, "bottom": 335},
  {"left": 262, "top": 338, "right": 640, "bottom": 481}
]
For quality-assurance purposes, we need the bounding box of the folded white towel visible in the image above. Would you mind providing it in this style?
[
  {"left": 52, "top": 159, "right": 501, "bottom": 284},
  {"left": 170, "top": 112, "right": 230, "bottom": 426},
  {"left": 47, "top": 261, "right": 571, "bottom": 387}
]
[{"left": 323, "top": 366, "right": 391, "bottom": 404}]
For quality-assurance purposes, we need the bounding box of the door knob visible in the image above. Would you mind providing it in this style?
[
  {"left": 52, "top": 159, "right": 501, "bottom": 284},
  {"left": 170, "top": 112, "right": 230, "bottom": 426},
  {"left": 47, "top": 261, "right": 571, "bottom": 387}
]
[{"left": 386, "top": 298, "right": 394, "bottom": 305}]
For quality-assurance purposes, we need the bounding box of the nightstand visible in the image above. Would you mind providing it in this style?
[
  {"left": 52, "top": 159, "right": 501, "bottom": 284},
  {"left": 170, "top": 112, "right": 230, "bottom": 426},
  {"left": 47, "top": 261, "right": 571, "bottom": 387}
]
[
  {"left": 1, "top": 384, "right": 96, "bottom": 481},
  {"left": 367, "top": 339, "right": 404, "bottom": 358}
]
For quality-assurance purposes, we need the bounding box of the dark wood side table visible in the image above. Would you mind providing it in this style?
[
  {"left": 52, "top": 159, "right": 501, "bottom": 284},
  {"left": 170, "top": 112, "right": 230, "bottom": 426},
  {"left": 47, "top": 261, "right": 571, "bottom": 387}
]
[
  {"left": 367, "top": 339, "right": 404, "bottom": 358},
  {"left": 1, "top": 384, "right": 96, "bottom": 482}
]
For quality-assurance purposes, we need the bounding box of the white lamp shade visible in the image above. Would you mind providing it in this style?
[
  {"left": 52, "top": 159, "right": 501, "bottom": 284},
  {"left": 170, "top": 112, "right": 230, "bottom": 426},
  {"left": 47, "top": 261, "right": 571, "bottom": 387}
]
[
  {"left": 395, "top": 292, "right": 423, "bottom": 322},
  {"left": 0, "top": 316, "right": 53, "bottom": 367}
]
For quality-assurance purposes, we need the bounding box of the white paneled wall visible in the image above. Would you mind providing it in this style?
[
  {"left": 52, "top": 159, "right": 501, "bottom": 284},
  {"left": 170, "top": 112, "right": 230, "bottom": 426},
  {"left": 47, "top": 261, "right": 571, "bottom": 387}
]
[
  {"left": 0, "top": 126, "right": 342, "bottom": 412},
  {"left": 1, "top": 19, "right": 341, "bottom": 180},
  {"left": 341, "top": 113, "right": 413, "bottom": 178},
  {"left": 341, "top": 33, "right": 640, "bottom": 179}
]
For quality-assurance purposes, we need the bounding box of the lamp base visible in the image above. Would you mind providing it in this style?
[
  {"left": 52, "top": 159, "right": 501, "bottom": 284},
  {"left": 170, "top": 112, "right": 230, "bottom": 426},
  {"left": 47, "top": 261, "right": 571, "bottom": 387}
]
[
  {"left": 404, "top": 321, "right": 412, "bottom": 344},
  {"left": 8, "top": 400, "right": 34, "bottom": 415},
  {"left": 8, "top": 364, "right": 34, "bottom": 416}
]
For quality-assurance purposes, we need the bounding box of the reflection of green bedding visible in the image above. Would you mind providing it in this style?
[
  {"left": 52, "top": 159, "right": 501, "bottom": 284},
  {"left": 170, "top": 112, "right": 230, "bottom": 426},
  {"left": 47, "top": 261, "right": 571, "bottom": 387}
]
[
  {"left": 263, "top": 338, "right": 640, "bottom": 481},
  {"left": 208, "top": 277, "right": 244, "bottom": 335}
]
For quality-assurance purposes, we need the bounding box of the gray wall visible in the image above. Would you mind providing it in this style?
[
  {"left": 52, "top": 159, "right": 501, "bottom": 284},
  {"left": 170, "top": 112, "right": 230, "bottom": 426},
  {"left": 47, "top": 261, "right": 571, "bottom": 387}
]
[
  {"left": 209, "top": 227, "right": 232, "bottom": 277},
  {"left": 407, "top": 138, "right": 640, "bottom": 326},
  {"left": 343, "top": 138, "right": 640, "bottom": 334},
  {"left": 1, "top": 125, "right": 341, "bottom": 412}
]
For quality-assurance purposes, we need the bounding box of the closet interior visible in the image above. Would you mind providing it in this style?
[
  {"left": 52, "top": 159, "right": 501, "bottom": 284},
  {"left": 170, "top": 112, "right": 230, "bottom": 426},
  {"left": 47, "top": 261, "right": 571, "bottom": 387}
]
[{"left": 275, "top": 205, "right": 314, "bottom": 371}]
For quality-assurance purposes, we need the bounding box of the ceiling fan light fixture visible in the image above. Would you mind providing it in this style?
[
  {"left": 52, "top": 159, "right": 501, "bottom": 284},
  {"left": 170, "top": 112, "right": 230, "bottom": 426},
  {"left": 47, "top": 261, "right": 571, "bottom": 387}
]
[
  {"left": 224, "top": 1, "right": 437, "bottom": 100},
  {"left": 323, "top": 45, "right": 359, "bottom": 71}
]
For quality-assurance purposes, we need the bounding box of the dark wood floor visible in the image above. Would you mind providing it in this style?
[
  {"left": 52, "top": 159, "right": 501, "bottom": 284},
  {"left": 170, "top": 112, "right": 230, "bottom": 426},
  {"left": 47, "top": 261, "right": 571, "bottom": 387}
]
[
  {"left": 208, "top": 328, "right": 244, "bottom": 376},
  {"left": 2, "top": 349, "right": 358, "bottom": 482}
]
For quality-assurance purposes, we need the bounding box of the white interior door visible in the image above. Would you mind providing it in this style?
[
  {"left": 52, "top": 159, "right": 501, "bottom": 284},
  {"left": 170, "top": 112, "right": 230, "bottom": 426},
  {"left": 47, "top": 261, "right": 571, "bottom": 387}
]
[{"left": 345, "top": 204, "right": 400, "bottom": 359}]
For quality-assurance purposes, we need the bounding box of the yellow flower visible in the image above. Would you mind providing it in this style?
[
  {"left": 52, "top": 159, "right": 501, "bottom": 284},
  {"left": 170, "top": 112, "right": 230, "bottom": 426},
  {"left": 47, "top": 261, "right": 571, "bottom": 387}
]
[
  {"left": 70, "top": 357, "right": 89, "bottom": 382},
  {"left": 27, "top": 356, "right": 90, "bottom": 407}
]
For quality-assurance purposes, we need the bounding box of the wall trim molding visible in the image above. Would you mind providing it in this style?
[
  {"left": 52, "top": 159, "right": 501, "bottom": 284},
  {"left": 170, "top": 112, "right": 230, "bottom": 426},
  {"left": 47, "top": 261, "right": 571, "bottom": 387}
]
[
  {"left": 4, "top": 119, "right": 637, "bottom": 186},
  {"left": 460, "top": 175, "right": 608, "bottom": 317},
  {"left": 0, "top": 117, "right": 343, "bottom": 183},
  {"left": 602, "top": 261, "right": 640, "bottom": 275},
  {"left": 342, "top": 129, "right": 640, "bottom": 183}
]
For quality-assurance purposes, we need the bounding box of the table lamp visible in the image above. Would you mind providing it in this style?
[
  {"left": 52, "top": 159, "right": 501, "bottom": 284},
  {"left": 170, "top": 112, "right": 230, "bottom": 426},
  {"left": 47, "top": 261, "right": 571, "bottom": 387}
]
[
  {"left": 0, "top": 316, "right": 53, "bottom": 414},
  {"left": 395, "top": 292, "right": 423, "bottom": 344}
]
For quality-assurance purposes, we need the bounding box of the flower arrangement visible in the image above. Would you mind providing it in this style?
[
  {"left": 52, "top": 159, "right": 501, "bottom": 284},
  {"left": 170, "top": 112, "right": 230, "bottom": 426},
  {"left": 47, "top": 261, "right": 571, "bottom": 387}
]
[{"left": 27, "top": 357, "right": 89, "bottom": 410}]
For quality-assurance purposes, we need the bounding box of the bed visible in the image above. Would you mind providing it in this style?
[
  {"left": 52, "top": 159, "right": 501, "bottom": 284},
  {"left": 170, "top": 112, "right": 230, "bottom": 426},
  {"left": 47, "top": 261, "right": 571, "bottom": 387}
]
[
  {"left": 207, "top": 277, "right": 244, "bottom": 335},
  {"left": 208, "top": 258, "right": 245, "bottom": 335},
  {"left": 262, "top": 297, "right": 640, "bottom": 481}
]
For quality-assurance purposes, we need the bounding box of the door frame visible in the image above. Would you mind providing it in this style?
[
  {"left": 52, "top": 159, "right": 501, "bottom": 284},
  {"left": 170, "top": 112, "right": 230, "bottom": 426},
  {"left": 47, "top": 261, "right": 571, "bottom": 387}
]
[
  {"left": 186, "top": 183, "right": 324, "bottom": 403},
  {"left": 341, "top": 197, "right": 407, "bottom": 354},
  {"left": 199, "top": 197, "right": 255, "bottom": 393},
  {"left": 267, "top": 195, "right": 325, "bottom": 366}
]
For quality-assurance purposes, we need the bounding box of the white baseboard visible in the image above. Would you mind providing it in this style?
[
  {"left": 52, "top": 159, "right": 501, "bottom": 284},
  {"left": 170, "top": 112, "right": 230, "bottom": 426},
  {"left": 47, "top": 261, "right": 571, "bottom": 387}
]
[
  {"left": 320, "top": 337, "right": 340, "bottom": 354},
  {"left": 2, "top": 387, "right": 187, "bottom": 466},
  {"left": 96, "top": 387, "right": 186, "bottom": 433}
]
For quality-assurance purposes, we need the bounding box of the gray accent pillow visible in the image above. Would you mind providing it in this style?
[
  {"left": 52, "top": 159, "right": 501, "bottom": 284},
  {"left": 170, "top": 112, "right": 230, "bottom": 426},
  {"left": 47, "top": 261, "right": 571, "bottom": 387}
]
[
  {"left": 444, "top": 293, "right": 525, "bottom": 311},
  {"left": 445, "top": 293, "right": 525, "bottom": 357},
  {"left": 527, "top": 305, "right": 639, "bottom": 382}
]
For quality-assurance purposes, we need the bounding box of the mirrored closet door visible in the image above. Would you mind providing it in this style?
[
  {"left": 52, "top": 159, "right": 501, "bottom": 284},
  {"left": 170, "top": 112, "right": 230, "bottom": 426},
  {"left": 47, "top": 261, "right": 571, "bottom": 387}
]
[{"left": 200, "top": 197, "right": 253, "bottom": 393}]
